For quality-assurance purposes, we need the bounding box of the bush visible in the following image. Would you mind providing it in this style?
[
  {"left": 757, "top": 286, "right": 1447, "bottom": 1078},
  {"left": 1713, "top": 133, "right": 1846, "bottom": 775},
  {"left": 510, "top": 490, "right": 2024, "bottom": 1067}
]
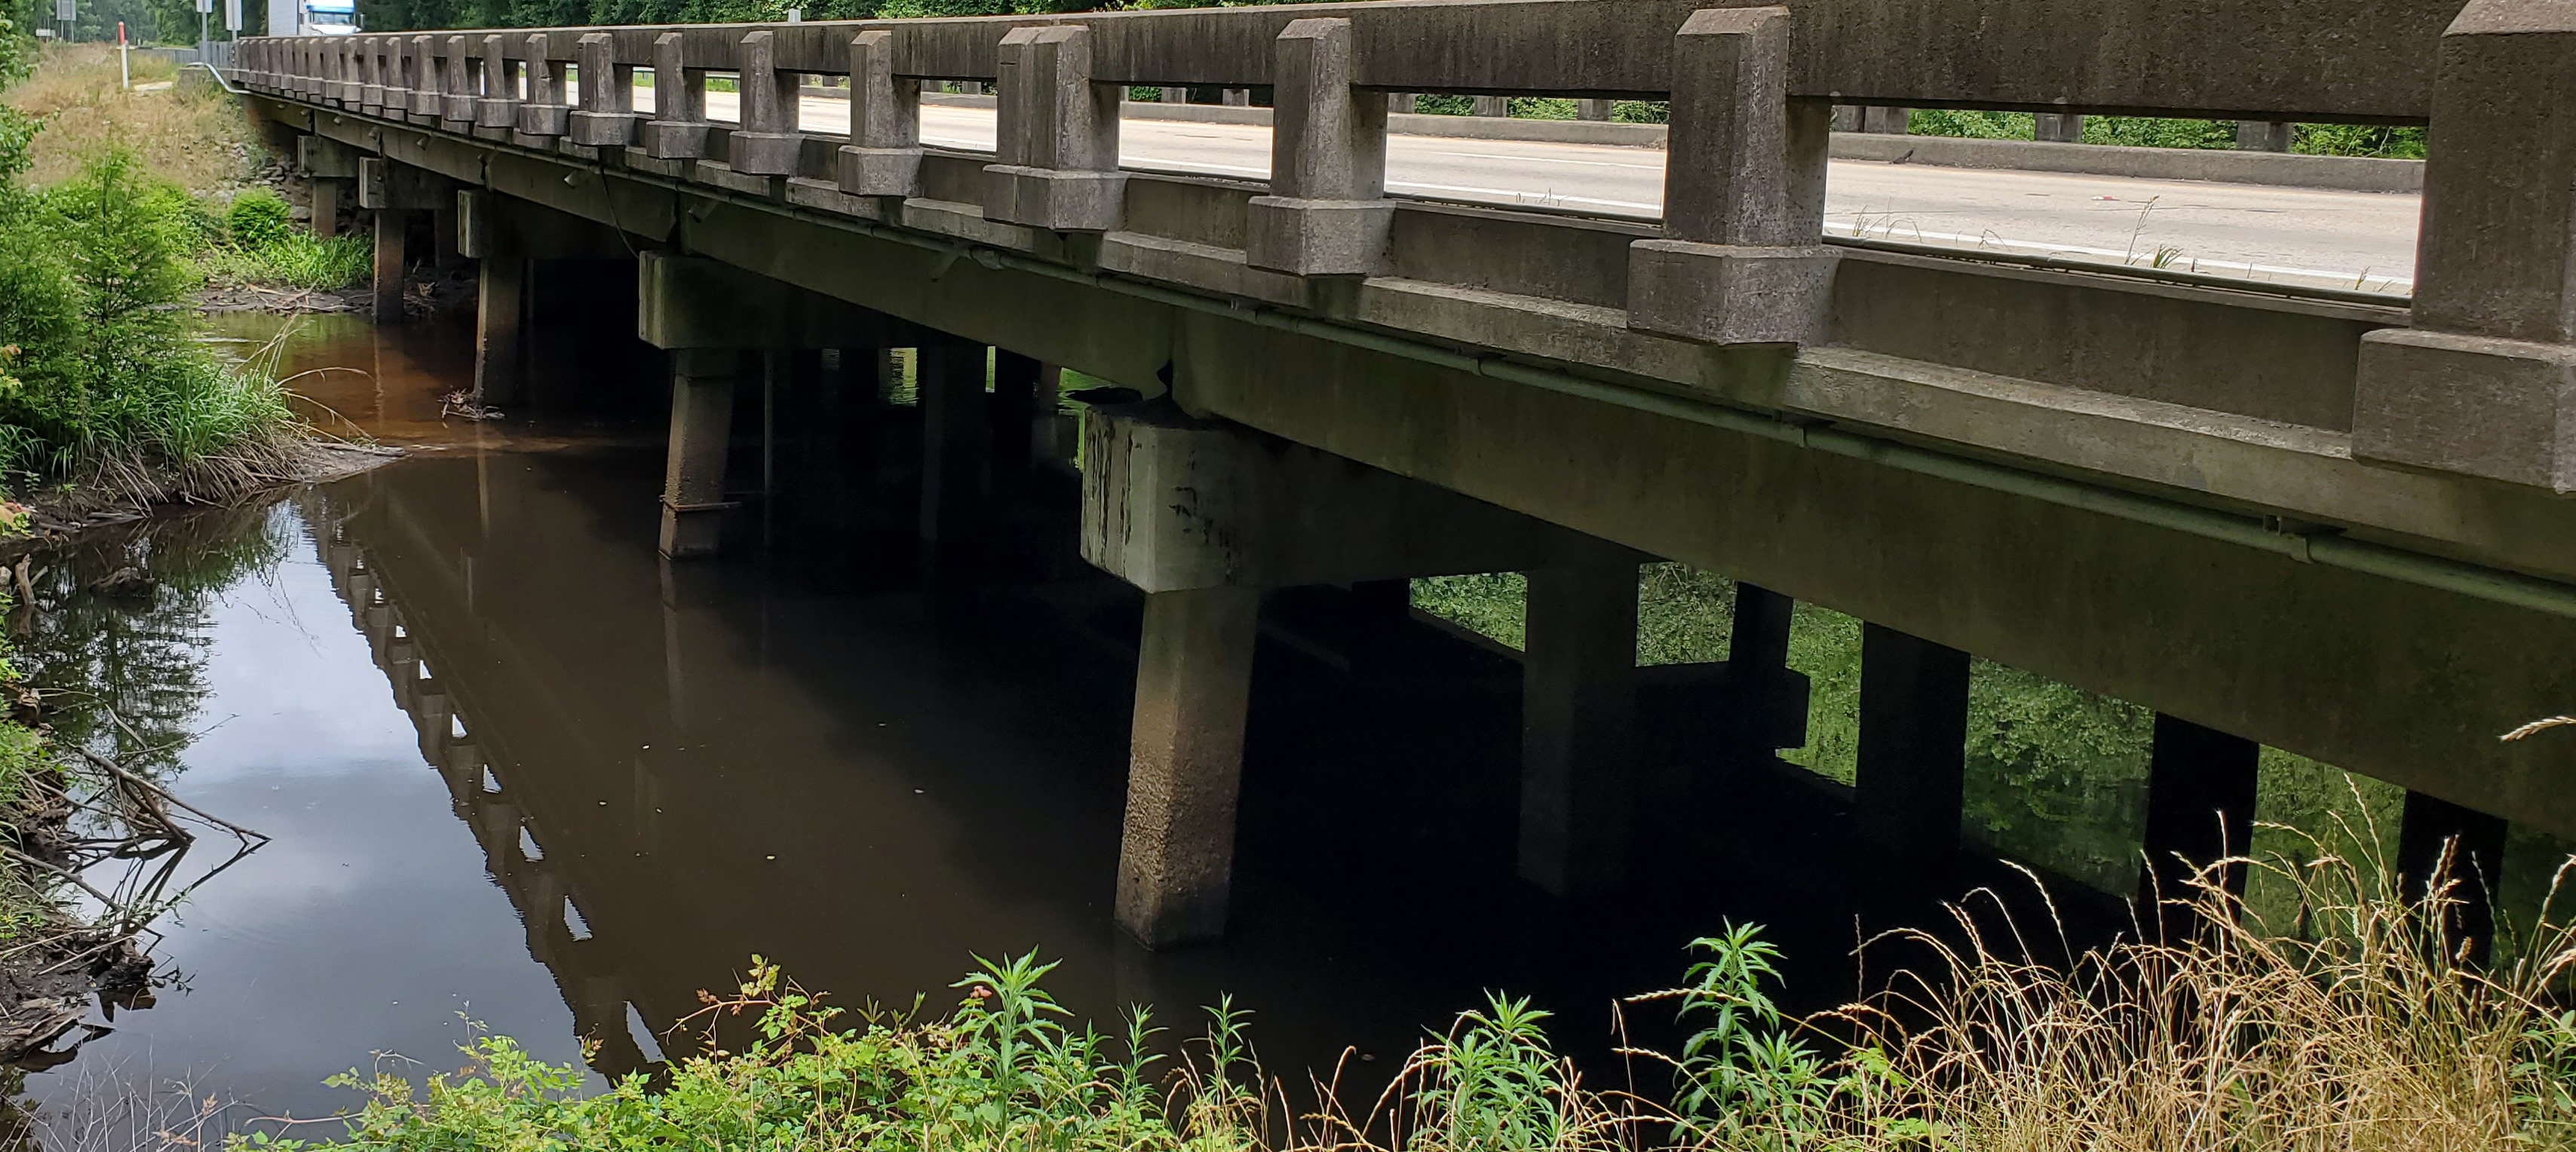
[
  {"left": 224, "top": 188, "right": 293, "bottom": 250},
  {"left": 198, "top": 230, "right": 372, "bottom": 291},
  {"left": 0, "top": 144, "right": 302, "bottom": 498}
]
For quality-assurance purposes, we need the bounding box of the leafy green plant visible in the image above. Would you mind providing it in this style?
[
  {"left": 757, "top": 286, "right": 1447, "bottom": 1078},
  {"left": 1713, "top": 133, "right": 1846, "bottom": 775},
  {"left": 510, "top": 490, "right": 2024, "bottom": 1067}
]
[{"left": 223, "top": 188, "right": 293, "bottom": 250}]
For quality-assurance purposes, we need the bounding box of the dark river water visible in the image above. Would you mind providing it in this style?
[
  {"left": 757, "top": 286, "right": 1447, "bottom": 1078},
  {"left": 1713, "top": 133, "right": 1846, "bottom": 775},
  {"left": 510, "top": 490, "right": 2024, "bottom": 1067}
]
[{"left": 11, "top": 310, "right": 2123, "bottom": 1128}]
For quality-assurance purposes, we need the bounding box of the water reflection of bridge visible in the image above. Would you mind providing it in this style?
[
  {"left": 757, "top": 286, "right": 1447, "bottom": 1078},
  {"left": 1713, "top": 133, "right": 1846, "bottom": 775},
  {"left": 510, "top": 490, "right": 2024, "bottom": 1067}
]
[{"left": 308, "top": 489, "right": 664, "bottom": 1077}]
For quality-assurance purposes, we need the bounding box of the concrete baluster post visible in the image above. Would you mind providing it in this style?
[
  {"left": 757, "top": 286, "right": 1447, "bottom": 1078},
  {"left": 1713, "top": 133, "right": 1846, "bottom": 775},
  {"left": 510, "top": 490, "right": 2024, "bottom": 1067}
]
[
  {"left": 388, "top": 37, "right": 419, "bottom": 115},
  {"left": 517, "top": 32, "right": 571, "bottom": 137},
  {"left": 730, "top": 29, "right": 802, "bottom": 175},
  {"left": 359, "top": 35, "right": 385, "bottom": 112},
  {"left": 2034, "top": 112, "right": 2084, "bottom": 142},
  {"left": 442, "top": 35, "right": 477, "bottom": 125},
  {"left": 2354, "top": 1, "right": 2576, "bottom": 492},
  {"left": 1389, "top": 92, "right": 1416, "bottom": 113},
  {"left": 335, "top": 38, "right": 360, "bottom": 105},
  {"left": 1578, "top": 97, "right": 1614, "bottom": 121},
  {"left": 476, "top": 34, "right": 518, "bottom": 130},
  {"left": 1246, "top": 17, "right": 1391, "bottom": 277},
  {"left": 641, "top": 31, "right": 710, "bottom": 159},
  {"left": 1625, "top": 5, "right": 1838, "bottom": 347},
  {"left": 983, "top": 25, "right": 1124, "bottom": 231},
  {"left": 1854, "top": 623, "right": 1970, "bottom": 856},
  {"left": 1158, "top": 84, "right": 1185, "bottom": 104},
  {"left": 1116, "top": 584, "right": 1262, "bottom": 948},
  {"left": 2235, "top": 120, "right": 2294, "bottom": 151},
  {"left": 1518, "top": 559, "right": 1641, "bottom": 896},
  {"left": 569, "top": 32, "right": 643, "bottom": 146},
  {"left": 661, "top": 350, "right": 739, "bottom": 559},
  {"left": 2138, "top": 715, "right": 2260, "bottom": 940},
  {"left": 1221, "top": 87, "right": 1250, "bottom": 106},
  {"left": 837, "top": 29, "right": 922, "bottom": 197},
  {"left": 1860, "top": 105, "right": 1908, "bottom": 133},
  {"left": 1472, "top": 93, "right": 1508, "bottom": 116}
]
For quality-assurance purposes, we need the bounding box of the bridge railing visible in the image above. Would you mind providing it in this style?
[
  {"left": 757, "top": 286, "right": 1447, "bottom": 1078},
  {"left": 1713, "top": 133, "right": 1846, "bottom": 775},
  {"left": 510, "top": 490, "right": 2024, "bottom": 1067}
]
[{"left": 236, "top": 0, "right": 2576, "bottom": 493}]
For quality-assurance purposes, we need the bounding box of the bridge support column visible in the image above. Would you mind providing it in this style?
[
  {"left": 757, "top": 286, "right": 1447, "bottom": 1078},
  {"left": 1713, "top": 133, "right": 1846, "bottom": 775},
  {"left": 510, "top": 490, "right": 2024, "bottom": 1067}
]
[
  {"left": 371, "top": 207, "right": 406, "bottom": 321},
  {"left": 1117, "top": 584, "right": 1262, "bottom": 949},
  {"left": 1083, "top": 400, "right": 1610, "bottom": 945},
  {"left": 917, "top": 341, "right": 989, "bottom": 580},
  {"left": 1517, "top": 559, "right": 1639, "bottom": 896},
  {"left": 2354, "top": 4, "right": 2576, "bottom": 492},
  {"left": 470, "top": 249, "right": 527, "bottom": 407},
  {"left": 2398, "top": 790, "right": 2508, "bottom": 963},
  {"left": 660, "top": 351, "right": 738, "bottom": 559},
  {"left": 1627, "top": 6, "right": 1838, "bottom": 347},
  {"left": 2138, "top": 714, "right": 2259, "bottom": 938},
  {"left": 1854, "top": 623, "right": 1969, "bottom": 856},
  {"left": 297, "top": 136, "right": 356, "bottom": 239},
  {"left": 989, "top": 350, "right": 1042, "bottom": 505}
]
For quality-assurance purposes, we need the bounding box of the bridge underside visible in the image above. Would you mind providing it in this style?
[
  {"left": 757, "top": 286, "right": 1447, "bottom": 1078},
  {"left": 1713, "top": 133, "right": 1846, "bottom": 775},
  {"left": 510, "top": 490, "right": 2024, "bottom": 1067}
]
[{"left": 244, "top": 47, "right": 2572, "bottom": 947}]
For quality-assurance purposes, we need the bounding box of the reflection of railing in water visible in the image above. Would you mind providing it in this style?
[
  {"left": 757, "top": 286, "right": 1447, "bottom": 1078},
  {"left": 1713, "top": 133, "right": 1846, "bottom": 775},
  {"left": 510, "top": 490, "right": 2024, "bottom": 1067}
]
[{"left": 306, "top": 498, "right": 662, "bottom": 1079}]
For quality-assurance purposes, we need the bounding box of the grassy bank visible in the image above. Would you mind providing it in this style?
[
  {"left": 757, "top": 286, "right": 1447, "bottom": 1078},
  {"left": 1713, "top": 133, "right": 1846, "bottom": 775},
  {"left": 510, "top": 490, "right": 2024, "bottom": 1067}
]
[
  {"left": 244, "top": 851, "right": 2576, "bottom": 1150},
  {"left": 0, "top": 41, "right": 318, "bottom": 510}
]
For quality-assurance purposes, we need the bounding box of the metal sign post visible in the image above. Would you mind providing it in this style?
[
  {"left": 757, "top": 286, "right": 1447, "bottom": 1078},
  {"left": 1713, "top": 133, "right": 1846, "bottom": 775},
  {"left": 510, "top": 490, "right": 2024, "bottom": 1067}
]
[{"left": 53, "top": 0, "right": 73, "bottom": 43}]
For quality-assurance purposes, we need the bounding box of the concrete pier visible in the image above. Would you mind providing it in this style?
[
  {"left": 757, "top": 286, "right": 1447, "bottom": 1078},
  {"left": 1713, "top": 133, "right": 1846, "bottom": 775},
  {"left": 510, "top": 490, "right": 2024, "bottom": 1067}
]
[
  {"left": 1855, "top": 623, "right": 1970, "bottom": 856},
  {"left": 916, "top": 342, "right": 990, "bottom": 579},
  {"left": 2139, "top": 713, "right": 2260, "bottom": 936},
  {"left": 1517, "top": 560, "right": 1640, "bottom": 896},
  {"left": 1115, "top": 584, "right": 1262, "bottom": 948},
  {"left": 659, "top": 351, "right": 738, "bottom": 559},
  {"left": 2398, "top": 790, "right": 2510, "bottom": 962},
  {"left": 372, "top": 209, "right": 406, "bottom": 320},
  {"left": 474, "top": 256, "right": 526, "bottom": 406}
]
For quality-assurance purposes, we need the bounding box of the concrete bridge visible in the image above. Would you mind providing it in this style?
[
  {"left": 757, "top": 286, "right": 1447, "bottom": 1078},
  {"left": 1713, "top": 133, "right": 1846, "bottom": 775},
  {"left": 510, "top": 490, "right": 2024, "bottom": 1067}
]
[{"left": 234, "top": 0, "right": 2576, "bottom": 951}]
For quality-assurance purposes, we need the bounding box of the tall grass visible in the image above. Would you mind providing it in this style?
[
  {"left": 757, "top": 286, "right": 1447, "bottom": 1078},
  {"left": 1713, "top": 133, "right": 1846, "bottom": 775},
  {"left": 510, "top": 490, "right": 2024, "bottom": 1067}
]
[
  {"left": 249, "top": 842, "right": 2576, "bottom": 1151},
  {"left": 197, "top": 231, "right": 372, "bottom": 292}
]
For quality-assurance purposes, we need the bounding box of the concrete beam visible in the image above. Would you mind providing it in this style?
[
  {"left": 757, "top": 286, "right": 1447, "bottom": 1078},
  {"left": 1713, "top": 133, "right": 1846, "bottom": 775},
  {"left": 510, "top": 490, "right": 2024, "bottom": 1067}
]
[
  {"left": 1079, "top": 400, "right": 1599, "bottom": 592},
  {"left": 637, "top": 252, "right": 912, "bottom": 351}
]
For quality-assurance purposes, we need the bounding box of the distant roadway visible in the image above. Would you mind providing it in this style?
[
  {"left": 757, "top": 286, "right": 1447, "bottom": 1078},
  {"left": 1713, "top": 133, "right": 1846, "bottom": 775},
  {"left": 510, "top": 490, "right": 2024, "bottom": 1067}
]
[{"left": 682, "top": 90, "right": 2421, "bottom": 294}]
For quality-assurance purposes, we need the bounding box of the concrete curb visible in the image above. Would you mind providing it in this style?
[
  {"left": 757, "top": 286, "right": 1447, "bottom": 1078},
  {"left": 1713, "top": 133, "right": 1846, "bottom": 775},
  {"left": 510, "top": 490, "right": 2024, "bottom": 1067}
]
[
  {"left": 909, "top": 91, "right": 2423, "bottom": 194},
  {"left": 1829, "top": 133, "right": 2421, "bottom": 194}
]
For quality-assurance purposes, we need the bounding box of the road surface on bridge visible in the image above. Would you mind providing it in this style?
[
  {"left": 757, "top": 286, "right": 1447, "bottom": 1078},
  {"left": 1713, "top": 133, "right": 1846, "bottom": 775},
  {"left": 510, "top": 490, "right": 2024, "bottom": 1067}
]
[{"left": 685, "top": 90, "right": 2422, "bottom": 293}]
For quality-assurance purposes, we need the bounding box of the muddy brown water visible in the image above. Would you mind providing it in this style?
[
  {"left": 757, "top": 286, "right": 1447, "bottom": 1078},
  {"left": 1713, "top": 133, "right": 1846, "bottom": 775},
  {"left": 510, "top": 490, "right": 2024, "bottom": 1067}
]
[{"left": 13, "top": 312, "right": 2111, "bottom": 1127}]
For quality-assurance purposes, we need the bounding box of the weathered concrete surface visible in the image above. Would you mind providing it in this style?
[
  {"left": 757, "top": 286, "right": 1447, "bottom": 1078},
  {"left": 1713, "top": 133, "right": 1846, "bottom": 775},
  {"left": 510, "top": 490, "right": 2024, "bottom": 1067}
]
[
  {"left": 658, "top": 350, "right": 737, "bottom": 559},
  {"left": 1078, "top": 402, "right": 1597, "bottom": 591},
  {"left": 1115, "top": 584, "right": 1260, "bottom": 949}
]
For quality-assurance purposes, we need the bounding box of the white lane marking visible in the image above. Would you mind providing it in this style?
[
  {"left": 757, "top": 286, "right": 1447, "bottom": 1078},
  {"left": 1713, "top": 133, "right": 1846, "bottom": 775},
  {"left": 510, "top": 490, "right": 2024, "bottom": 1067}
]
[{"left": 1426, "top": 149, "right": 1661, "bottom": 171}]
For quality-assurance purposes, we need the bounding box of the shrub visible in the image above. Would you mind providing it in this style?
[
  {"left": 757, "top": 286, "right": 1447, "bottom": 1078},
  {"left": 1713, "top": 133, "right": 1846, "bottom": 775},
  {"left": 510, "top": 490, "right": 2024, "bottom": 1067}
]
[{"left": 224, "top": 187, "right": 293, "bottom": 250}]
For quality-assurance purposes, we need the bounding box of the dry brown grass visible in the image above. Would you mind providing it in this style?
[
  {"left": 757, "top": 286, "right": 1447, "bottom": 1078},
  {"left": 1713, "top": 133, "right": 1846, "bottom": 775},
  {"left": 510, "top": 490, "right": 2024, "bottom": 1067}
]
[{"left": 5, "top": 44, "right": 264, "bottom": 191}]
